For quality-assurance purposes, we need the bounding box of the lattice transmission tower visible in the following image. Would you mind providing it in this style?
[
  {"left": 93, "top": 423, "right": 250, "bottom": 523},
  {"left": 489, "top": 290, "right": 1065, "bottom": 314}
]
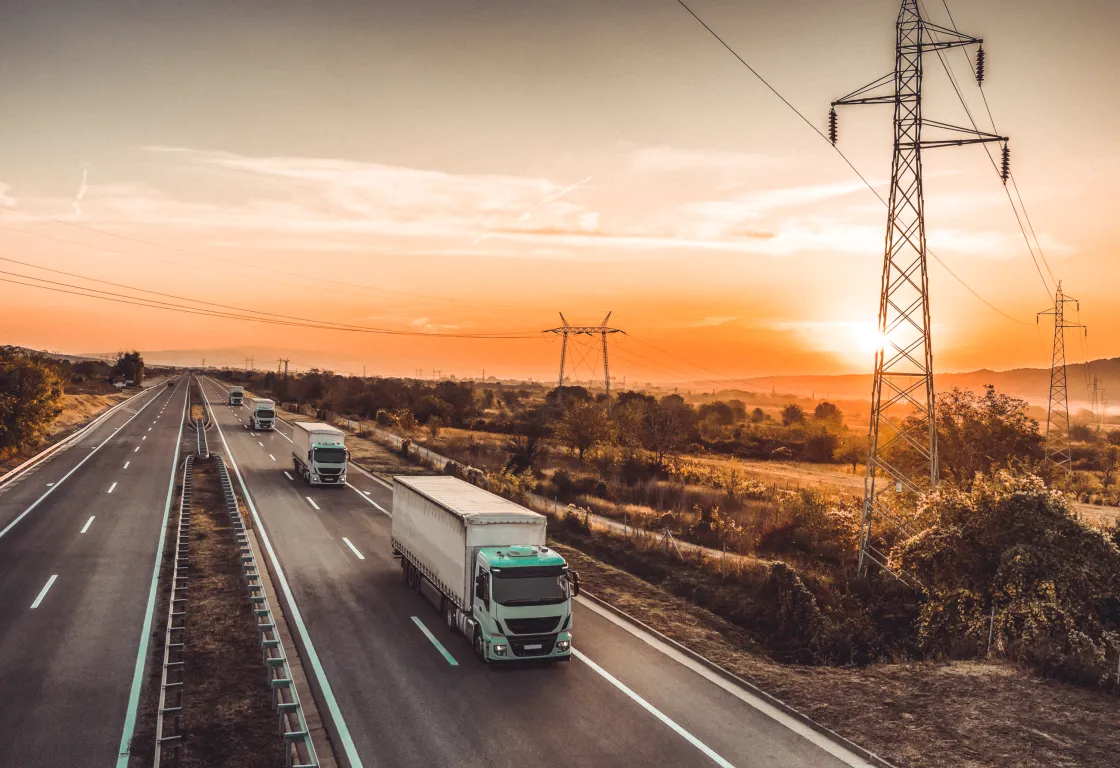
[
  {"left": 1037, "top": 282, "right": 1085, "bottom": 472},
  {"left": 829, "top": 0, "right": 1010, "bottom": 577},
  {"left": 545, "top": 312, "right": 622, "bottom": 414}
]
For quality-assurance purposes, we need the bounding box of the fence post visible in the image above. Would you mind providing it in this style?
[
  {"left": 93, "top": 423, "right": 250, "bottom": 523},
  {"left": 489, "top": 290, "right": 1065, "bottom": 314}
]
[{"left": 986, "top": 604, "right": 996, "bottom": 656}]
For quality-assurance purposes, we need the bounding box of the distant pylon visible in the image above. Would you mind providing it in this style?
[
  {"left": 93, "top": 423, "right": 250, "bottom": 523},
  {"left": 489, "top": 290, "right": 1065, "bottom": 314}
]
[
  {"left": 1038, "top": 282, "right": 1085, "bottom": 472},
  {"left": 830, "top": 0, "right": 1010, "bottom": 578},
  {"left": 545, "top": 312, "right": 623, "bottom": 415}
]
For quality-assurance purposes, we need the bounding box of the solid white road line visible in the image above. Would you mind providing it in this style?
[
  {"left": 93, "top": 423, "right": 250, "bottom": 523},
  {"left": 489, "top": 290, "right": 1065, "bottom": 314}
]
[
  {"left": 202, "top": 381, "right": 364, "bottom": 768},
  {"left": 107, "top": 482, "right": 117, "bottom": 494},
  {"left": 284, "top": 471, "right": 294, "bottom": 480},
  {"left": 572, "top": 647, "right": 736, "bottom": 768},
  {"left": 343, "top": 537, "right": 366, "bottom": 560},
  {"left": 306, "top": 497, "right": 321, "bottom": 510},
  {"left": 347, "top": 483, "right": 390, "bottom": 517},
  {"left": 81, "top": 516, "right": 95, "bottom": 533},
  {"left": 116, "top": 376, "right": 188, "bottom": 766},
  {"left": 30, "top": 574, "right": 59, "bottom": 609},
  {"left": 0, "top": 386, "right": 165, "bottom": 542},
  {"left": 576, "top": 598, "right": 874, "bottom": 767},
  {"left": 123, "top": 461, "right": 130, "bottom": 469},
  {"left": 411, "top": 616, "right": 459, "bottom": 666}
]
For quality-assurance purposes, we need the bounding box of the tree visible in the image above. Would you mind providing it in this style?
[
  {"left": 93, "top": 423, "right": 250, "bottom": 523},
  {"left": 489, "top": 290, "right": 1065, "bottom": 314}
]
[
  {"left": 113, "top": 350, "right": 144, "bottom": 383},
  {"left": 0, "top": 348, "right": 65, "bottom": 457},
  {"left": 803, "top": 432, "right": 839, "bottom": 463},
  {"left": 642, "top": 400, "right": 690, "bottom": 465},
  {"left": 781, "top": 403, "right": 805, "bottom": 426},
  {"left": 895, "top": 386, "right": 1044, "bottom": 486},
  {"left": 1107, "top": 429, "right": 1120, "bottom": 446},
  {"left": 698, "top": 401, "right": 735, "bottom": 426},
  {"left": 425, "top": 416, "right": 445, "bottom": 439},
  {"left": 1100, "top": 444, "right": 1120, "bottom": 489},
  {"left": 1069, "top": 424, "right": 1095, "bottom": 443},
  {"left": 813, "top": 401, "right": 843, "bottom": 427},
  {"left": 555, "top": 401, "right": 612, "bottom": 461},
  {"left": 750, "top": 407, "right": 766, "bottom": 423}
]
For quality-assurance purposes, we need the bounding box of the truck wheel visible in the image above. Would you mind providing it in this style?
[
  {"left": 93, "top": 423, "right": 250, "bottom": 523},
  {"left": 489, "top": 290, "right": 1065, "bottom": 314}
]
[
  {"left": 473, "top": 628, "right": 488, "bottom": 664},
  {"left": 443, "top": 600, "right": 455, "bottom": 630},
  {"left": 401, "top": 560, "right": 410, "bottom": 585}
]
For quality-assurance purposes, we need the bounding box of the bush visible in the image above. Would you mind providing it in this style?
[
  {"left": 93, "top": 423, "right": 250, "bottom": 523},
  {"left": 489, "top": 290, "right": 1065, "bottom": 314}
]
[{"left": 896, "top": 472, "right": 1120, "bottom": 689}]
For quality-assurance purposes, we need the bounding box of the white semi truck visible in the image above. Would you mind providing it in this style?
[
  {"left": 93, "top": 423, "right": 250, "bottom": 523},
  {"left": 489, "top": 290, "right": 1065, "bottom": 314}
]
[
  {"left": 392, "top": 475, "right": 579, "bottom": 663},
  {"left": 246, "top": 397, "right": 275, "bottom": 430},
  {"left": 228, "top": 385, "right": 244, "bottom": 406},
  {"left": 291, "top": 422, "right": 348, "bottom": 486}
]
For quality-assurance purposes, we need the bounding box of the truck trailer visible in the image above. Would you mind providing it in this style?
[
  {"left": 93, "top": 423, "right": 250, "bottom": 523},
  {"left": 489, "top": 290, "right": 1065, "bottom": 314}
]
[
  {"left": 392, "top": 475, "right": 579, "bottom": 663},
  {"left": 246, "top": 397, "right": 275, "bottom": 430},
  {"left": 228, "top": 385, "right": 244, "bottom": 406},
  {"left": 291, "top": 422, "right": 348, "bottom": 485}
]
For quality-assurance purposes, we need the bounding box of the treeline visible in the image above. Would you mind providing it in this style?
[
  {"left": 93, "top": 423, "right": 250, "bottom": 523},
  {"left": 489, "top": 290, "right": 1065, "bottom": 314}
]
[{"left": 221, "top": 368, "right": 858, "bottom": 466}]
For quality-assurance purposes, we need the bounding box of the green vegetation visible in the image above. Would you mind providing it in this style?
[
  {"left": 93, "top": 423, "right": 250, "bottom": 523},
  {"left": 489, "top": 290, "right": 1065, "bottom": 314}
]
[{"left": 0, "top": 347, "right": 66, "bottom": 459}]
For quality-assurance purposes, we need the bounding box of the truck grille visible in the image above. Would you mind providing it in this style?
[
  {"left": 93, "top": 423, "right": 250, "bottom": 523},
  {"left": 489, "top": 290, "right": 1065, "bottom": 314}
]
[
  {"left": 504, "top": 616, "right": 561, "bottom": 635},
  {"left": 508, "top": 635, "right": 557, "bottom": 658}
]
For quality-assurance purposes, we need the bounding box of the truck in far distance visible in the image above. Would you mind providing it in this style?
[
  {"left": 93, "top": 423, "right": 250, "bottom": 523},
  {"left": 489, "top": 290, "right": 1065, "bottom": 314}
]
[
  {"left": 392, "top": 475, "right": 579, "bottom": 663},
  {"left": 246, "top": 397, "right": 275, "bottom": 430},
  {"left": 228, "top": 385, "right": 244, "bottom": 406},
  {"left": 291, "top": 422, "right": 348, "bottom": 485}
]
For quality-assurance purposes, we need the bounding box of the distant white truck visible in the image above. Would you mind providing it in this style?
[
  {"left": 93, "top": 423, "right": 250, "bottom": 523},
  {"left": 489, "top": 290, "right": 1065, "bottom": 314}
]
[
  {"left": 246, "top": 397, "right": 275, "bottom": 431},
  {"left": 392, "top": 476, "right": 578, "bottom": 663},
  {"left": 291, "top": 422, "right": 348, "bottom": 485},
  {"left": 228, "top": 386, "right": 244, "bottom": 406}
]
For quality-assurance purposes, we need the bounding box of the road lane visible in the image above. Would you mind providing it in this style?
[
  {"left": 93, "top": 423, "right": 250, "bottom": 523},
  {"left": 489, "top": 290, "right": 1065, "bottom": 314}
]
[
  {"left": 200, "top": 377, "right": 870, "bottom": 768},
  {"left": 0, "top": 378, "right": 189, "bottom": 768}
]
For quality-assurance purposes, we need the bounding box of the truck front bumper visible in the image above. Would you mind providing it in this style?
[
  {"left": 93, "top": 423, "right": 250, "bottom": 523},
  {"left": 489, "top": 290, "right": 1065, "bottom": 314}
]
[{"left": 485, "top": 631, "right": 572, "bottom": 662}]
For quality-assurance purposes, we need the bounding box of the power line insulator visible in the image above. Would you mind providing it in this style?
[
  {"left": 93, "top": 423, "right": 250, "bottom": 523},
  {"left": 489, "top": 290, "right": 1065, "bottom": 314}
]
[
  {"left": 1000, "top": 143, "right": 1010, "bottom": 184},
  {"left": 828, "top": 107, "right": 838, "bottom": 145},
  {"left": 975, "top": 45, "right": 986, "bottom": 85}
]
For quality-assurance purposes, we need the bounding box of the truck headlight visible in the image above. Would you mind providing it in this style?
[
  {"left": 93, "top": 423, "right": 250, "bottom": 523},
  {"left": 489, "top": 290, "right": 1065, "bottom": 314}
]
[
  {"left": 556, "top": 640, "right": 570, "bottom": 652},
  {"left": 493, "top": 644, "right": 508, "bottom": 656}
]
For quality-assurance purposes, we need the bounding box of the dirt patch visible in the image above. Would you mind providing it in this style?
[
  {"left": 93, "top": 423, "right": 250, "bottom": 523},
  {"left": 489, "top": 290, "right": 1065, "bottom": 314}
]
[
  {"left": 555, "top": 542, "right": 1120, "bottom": 768},
  {"left": 0, "top": 392, "right": 129, "bottom": 475},
  {"left": 179, "top": 460, "right": 284, "bottom": 768}
]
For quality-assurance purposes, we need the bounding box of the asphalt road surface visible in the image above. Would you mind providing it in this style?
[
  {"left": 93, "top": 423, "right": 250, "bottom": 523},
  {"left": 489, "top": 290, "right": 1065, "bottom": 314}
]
[
  {"left": 0, "top": 378, "right": 188, "bottom": 768},
  {"left": 199, "top": 377, "right": 873, "bottom": 768}
]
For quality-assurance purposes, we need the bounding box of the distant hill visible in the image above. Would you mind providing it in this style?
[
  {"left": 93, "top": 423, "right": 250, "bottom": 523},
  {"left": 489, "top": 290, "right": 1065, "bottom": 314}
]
[{"left": 695, "top": 358, "right": 1120, "bottom": 409}]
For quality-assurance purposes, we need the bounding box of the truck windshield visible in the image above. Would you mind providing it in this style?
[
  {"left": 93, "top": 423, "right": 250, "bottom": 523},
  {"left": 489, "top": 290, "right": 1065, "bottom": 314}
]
[
  {"left": 491, "top": 568, "right": 569, "bottom": 606},
  {"left": 314, "top": 447, "right": 346, "bottom": 463},
  {"left": 257, "top": 409, "right": 274, "bottom": 418}
]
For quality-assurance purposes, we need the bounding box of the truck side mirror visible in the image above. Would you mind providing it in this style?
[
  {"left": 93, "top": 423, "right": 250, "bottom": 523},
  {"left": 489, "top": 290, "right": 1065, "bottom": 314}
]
[{"left": 570, "top": 571, "right": 580, "bottom": 597}]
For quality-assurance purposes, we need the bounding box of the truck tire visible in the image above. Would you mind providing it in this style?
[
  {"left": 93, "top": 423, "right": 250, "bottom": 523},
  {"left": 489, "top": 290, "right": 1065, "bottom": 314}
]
[
  {"left": 401, "top": 559, "right": 410, "bottom": 585},
  {"left": 473, "top": 628, "right": 488, "bottom": 664},
  {"left": 443, "top": 599, "right": 455, "bottom": 630}
]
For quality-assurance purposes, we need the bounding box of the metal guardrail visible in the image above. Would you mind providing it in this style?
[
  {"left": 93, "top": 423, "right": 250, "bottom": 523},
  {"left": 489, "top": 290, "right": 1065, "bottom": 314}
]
[
  {"left": 213, "top": 455, "right": 319, "bottom": 768},
  {"left": 195, "top": 419, "right": 208, "bottom": 459},
  {"left": 154, "top": 454, "right": 193, "bottom": 767}
]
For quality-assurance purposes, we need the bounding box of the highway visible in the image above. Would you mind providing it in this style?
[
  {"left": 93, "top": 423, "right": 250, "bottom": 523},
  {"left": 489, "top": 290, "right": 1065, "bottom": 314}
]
[
  {"left": 199, "top": 377, "right": 874, "bottom": 768},
  {"left": 0, "top": 378, "right": 188, "bottom": 768}
]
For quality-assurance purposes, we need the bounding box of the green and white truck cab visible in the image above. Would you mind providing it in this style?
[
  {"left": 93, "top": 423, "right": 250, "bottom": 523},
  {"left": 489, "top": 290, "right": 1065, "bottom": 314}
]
[
  {"left": 392, "top": 475, "right": 580, "bottom": 664},
  {"left": 291, "top": 422, "right": 348, "bottom": 486},
  {"left": 471, "top": 545, "right": 576, "bottom": 661}
]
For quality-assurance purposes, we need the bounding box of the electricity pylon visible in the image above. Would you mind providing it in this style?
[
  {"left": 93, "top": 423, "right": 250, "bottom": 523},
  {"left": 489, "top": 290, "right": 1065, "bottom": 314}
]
[
  {"left": 545, "top": 312, "right": 622, "bottom": 414},
  {"left": 1038, "top": 282, "right": 1085, "bottom": 472},
  {"left": 830, "top": 0, "right": 1010, "bottom": 577}
]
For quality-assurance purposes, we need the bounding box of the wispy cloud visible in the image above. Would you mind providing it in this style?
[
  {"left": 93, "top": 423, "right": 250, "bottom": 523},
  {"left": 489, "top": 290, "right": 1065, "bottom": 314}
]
[{"left": 0, "top": 145, "right": 1066, "bottom": 263}]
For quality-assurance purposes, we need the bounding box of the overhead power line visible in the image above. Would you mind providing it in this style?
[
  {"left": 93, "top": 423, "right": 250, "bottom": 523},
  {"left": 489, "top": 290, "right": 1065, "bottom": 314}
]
[
  {"left": 0, "top": 263, "right": 540, "bottom": 339},
  {"left": 0, "top": 203, "right": 545, "bottom": 315},
  {"left": 671, "top": 0, "right": 1033, "bottom": 326}
]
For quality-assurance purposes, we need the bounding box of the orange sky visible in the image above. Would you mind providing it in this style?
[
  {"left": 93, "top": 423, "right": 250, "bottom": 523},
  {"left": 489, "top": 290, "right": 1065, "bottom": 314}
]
[{"left": 1, "top": 0, "right": 1118, "bottom": 384}]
